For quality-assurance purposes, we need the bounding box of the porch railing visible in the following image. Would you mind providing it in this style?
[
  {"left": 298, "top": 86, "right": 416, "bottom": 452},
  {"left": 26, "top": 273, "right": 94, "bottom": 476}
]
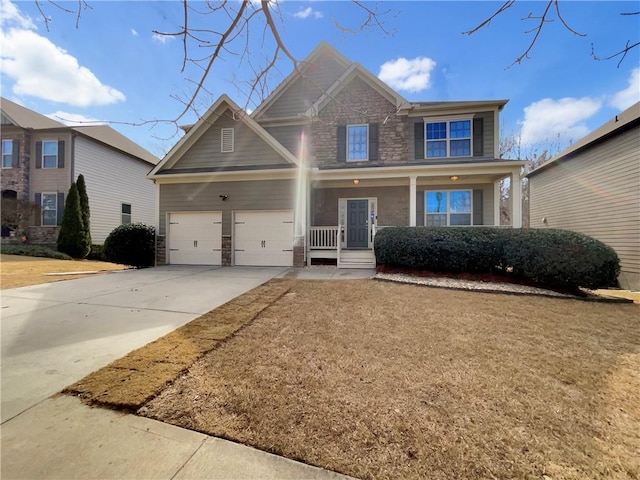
[{"left": 309, "top": 226, "right": 339, "bottom": 249}]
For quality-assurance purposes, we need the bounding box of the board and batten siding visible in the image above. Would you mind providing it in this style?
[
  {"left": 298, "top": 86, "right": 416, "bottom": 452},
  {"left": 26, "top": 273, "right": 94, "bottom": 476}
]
[
  {"left": 159, "top": 179, "right": 296, "bottom": 237},
  {"left": 171, "top": 111, "right": 289, "bottom": 170},
  {"left": 74, "top": 136, "right": 156, "bottom": 243},
  {"left": 529, "top": 126, "right": 640, "bottom": 290},
  {"left": 408, "top": 111, "right": 495, "bottom": 160}
]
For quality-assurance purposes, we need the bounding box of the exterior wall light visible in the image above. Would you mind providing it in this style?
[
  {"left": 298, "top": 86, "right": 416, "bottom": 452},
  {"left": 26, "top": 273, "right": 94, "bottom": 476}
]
[
  {"left": 449, "top": 175, "right": 459, "bottom": 181},
  {"left": 353, "top": 179, "right": 360, "bottom": 185}
]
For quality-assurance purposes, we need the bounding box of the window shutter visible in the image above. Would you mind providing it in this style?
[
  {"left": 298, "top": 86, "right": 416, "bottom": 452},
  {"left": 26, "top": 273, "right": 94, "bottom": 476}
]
[
  {"left": 473, "top": 189, "right": 483, "bottom": 225},
  {"left": 36, "top": 142, "right": 42, "bottom": 169},
  {"left": 414, "top": 122, "right": 424, "bottom": 159},
  {"left": 368, "top": 123, "right": 379, "bottom": 161},
  {"left": 473, "top": 118, "right": 484, "bottom": 157},
  {"left": 58, "top": 140, "right": 65, "bottom": 168},
  {"left": 12, "top": 139, "right": 19, "bottom": 167},
  {"left": 336, "top": 125, "right": 346, "bottom": 162},
  {"left": 34, "top": 193, "right": 42, "bottom": 226},
  {"left": 57, "top": 192, "right": 65, "bottom": 225}
]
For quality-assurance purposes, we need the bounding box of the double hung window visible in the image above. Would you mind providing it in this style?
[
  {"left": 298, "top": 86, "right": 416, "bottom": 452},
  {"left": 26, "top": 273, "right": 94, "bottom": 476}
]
[
  {"left": 425, "top": 190, "right": 472, "bottom": 226},
  {"left": 425, "top": 119, "right": 472, "bottom": 158},
  {"left": 347, "top": 125, "right": 368, "bottom": 161}
]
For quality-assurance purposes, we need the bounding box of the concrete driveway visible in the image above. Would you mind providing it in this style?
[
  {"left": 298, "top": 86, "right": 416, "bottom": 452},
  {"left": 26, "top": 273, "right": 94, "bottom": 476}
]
[{"left": 0, "top": 265, "right": 287, "bottom": 423}]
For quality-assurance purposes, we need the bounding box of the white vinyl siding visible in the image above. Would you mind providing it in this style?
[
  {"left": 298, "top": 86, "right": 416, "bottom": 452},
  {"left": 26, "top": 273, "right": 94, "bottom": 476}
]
[{"left": 74, "top": 136, "right": 156, "bottom": 243}]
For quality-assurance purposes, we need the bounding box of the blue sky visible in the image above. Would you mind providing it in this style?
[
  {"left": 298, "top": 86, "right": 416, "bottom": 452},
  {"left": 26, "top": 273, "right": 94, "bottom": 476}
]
[{"left": 1, "top": 0, "right": 638, "bottom": 158}]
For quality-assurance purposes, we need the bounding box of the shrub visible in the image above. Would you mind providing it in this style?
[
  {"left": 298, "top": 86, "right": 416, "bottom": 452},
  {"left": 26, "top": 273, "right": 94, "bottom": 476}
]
[
  {"left": 57, "top": 183, "right": 90, "bottom": 259},
  {"left": 502, "top": 229, "right": 620, "bottom": 290},
  {"left": 104, "top": 223, "right": 155, "bottom": 268},
  {"left": 374, "top": 227, "right": 620, "bottom": 291},
  {"left": 87, "top": 244, "right": 105, "bottom": 262},
  {"left": 0, "top": 244, "right": 72, "bottom": 260},
  {"left": 76, "top": 174, "right": 92, "bottom": 248}
]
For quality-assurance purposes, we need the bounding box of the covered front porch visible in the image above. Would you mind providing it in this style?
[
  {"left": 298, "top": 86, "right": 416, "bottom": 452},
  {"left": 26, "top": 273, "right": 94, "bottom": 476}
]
[{"left": 305, "top": 161, "right": 526, "bottom": 268}]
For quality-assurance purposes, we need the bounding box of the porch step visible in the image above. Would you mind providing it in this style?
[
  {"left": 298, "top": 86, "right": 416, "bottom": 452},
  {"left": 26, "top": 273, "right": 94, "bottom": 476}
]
[{"left": 338, "top": 250, "right": 376, "bottom": 269}]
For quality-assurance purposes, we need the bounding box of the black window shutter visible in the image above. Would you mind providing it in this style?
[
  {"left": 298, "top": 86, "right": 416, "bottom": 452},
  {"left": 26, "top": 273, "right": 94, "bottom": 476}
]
[
  {"left": 34, "top": 193, "right": 42, "bottom": 226},
  {"left": 57, "top": 192, "right": 65, "bottom": 225},
  {"left": 336, "top": 125, "right": 346, "bottom": 162},
  {"left": 369, "top": 123, "right": 379, "bottom": 161},
  {"left": 58, "top": 140, "right": 65, "bottom": 168},
  {"left": 473, "top": 118, "right": 484, "bottom": 157},
  {"left": 414, "top": 122, "right": 424, "bottom": 159},
  {"left": 35, "top": 141, "right": 42, "bottom": 169},
  {"left": 473, "top": 189, "right": 483, "bottom": 225},
  {"left": 12, "top": 139, "right": 19, "bottom": 167}
]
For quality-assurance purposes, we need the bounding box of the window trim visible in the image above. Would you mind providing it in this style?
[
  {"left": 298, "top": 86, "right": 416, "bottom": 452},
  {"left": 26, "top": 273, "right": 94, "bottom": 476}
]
[
  {"left": 346, "top": 124, "right": 369, "bottom": 162},
  {"left": 42, "top": 140, "right": 59, "bottom": 169},
  {"left": 424, "top": 189, "right": 473, "bottom": 227},
  {"left": 121, "top": 203, "right": 132, "bottom": 224},
  {"left": 423, "top": 116, "right": 473, "bottom": 159},
  {"left": 41, "top": 192, "right": 58, "bottom": 227},
  {"left": 2, "top": 139, "right": 13, "bottom": 169},
  {"left": 221, "top": 128, "right": 234, "bottom": 153}
]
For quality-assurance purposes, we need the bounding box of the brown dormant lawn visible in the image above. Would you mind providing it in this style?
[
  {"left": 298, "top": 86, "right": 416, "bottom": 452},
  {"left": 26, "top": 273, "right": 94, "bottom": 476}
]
[
  {"left": 0, "top": 254, "right": 125, "bottom": 289},
  {"left": 72, "top": 279, "right": 639, "bottom": 480}
]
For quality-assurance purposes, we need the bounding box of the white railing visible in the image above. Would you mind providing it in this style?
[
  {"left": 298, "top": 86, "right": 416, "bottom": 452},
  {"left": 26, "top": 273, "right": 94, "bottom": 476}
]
[
  {"left": 309, "top": 226, "right": 339, "bottom": 249},
  {"left": 337, "top": 224, "right": 342, "bottom": 268}
]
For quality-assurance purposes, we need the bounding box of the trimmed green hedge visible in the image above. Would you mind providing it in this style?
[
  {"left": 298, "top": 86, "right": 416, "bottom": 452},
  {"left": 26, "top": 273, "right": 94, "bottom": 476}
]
[
  {"left": 374, "top": 227, "right": 620, "bottom": 290},
  {"left": 104, "top": 223, "right": 155, "bottom": 268},
  {"left": 0, "top": 244, "right": 72, "bottom": 260},
  {"left": 87, "top": 244, "right": 106, "bottom": 262}
]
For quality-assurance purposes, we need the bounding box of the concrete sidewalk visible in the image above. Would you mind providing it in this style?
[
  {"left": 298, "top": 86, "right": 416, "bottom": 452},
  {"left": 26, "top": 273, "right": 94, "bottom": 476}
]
[
  {"left": 1, "top": 265, "right": 360, "bottom": 480},
  {"left": 1, "top": 395, "right": 352, "bottom": 479}
]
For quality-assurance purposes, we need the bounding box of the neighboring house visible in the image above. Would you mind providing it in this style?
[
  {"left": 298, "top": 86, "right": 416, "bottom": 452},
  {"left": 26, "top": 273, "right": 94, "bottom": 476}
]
[
  {"left": 527, "top": 102, "right": 640, "bottom": 291},
  {"left": 148, "top": 42, "right": 527, "bottom": 268},
  {"left": 1, "top": 98, "right": 159, "bottom": 244}
]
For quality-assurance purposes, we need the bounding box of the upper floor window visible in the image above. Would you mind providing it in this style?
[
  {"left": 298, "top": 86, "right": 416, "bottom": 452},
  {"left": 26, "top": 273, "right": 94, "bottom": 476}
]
[
  {"left": 42, "top": 141, "right": 59, "bottom": 168},
  {"left": 425, "top": 119, "right": 472, "bottom": 158},
  {"left": 2, "top": 140, "right": 13, "bottom": 168},
  {"left": 221, "top": 128, "right": 234, "bottom": 153},
  {"left": 121, "top": 203, "right": 132, "bottom": 224},
  {"left": 425, "top": 190, "right": 472, "bottom": 226},
  {"left": 347, "top": 124, "right": 368, "bottom": 161}
]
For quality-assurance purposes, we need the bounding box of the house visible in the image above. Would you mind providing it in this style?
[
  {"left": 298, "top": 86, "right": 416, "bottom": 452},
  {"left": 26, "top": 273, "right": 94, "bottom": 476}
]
[
  {"left": 527, "top": 102, "right": 640, "bottom": 291},
  {"left": 148, "top": 42, "right": 527, "bottom": 268},
  {"left": 1, "top": 98, "right": 159, "bottom": 244}
]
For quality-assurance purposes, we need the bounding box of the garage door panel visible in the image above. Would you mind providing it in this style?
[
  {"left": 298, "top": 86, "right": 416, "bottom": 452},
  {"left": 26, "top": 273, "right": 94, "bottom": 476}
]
[
  {"left": 234, "top": 211, "right": 293, "bottom": 267},
  {"left": 169, "top": 212, "right": 222, "bottom": 265}
]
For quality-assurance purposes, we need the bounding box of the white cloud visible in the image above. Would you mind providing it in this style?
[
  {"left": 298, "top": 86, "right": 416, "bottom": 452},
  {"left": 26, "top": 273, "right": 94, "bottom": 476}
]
[
  {"left": 0, "top": 0, "right": 36, "bottom": 29},
  {"left": 378, "top": 57, "right": 437, "bottom": 93},
  {"left": 131, "top": 28, "right": 139, "bottom": 37},
  {"left": 609, "top": 67, "right": 640, "bottom": 111},
  {"left": 293, "top": 7, "right": 323, "bottom": 19},
  {"left": 519, "top": 97, "right": 602, "bottom": 146},
  {"left": 46, "top": 111, "right": 104, "bottom": 126},
  {"left": 152, "top": 32, "right": 174, "bottom": 44},
  {"left": 0, "top": 28, "right": 126, "bottom": 106}
]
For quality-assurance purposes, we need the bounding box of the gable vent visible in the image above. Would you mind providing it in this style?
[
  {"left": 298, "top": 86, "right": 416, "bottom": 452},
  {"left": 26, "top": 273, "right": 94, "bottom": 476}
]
[{"left": 221, "top": 128, "right": 234, "bottom": 153}]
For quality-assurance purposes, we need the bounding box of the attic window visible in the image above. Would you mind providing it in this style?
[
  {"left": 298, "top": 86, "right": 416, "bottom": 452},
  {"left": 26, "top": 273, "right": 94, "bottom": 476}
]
[{"left": 221, "top": 128, "right": 234, "bottom": 153}]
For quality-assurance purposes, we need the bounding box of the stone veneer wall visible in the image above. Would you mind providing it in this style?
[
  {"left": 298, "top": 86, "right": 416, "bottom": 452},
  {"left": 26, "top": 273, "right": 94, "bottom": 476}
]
[
  {"left": 310, "top": 76, "right": 408, "bottom": 168},
  {"left": 222, "top": 235, "right": 232, "bottom": 266},
  {"left": 1, "top": 130, "right": 31, "bottom": 202},
  {"left": 156, "top": 235, "right": 166, "bottom": 265},
  {"left": 26, "top": 226, "right": 59, "bottom": 244}
]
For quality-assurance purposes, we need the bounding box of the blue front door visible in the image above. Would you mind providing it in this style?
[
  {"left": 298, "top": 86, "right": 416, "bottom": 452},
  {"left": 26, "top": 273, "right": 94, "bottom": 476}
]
[{"left": 347, "top": 199, "right": 369, "bottom": 248}]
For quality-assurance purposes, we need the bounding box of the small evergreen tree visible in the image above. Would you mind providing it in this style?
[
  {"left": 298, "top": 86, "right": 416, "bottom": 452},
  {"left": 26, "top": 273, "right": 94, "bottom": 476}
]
[
  {"left": 76, "top": 174, "right": 92, "bottom": 247},
  {"left": 57, "top": 183, "right": 90, "bottom": 258}
]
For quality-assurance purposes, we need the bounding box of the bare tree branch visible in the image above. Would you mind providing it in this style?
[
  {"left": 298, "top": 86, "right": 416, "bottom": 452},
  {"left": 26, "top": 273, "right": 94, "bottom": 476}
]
[
  {"left": 592, "top": 39, "right": 640, "bottom": 68},
  {"left": 462, "top": 1, "right": 516, "bottom": 35}
]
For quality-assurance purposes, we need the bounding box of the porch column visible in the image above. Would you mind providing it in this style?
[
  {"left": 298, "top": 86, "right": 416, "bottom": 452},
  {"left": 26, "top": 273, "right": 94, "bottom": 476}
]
[
  {"left": 409, "top": 175, "right": 417, "bottom": 226},
  {"left": 511, "top": 169, "right": 522, "bottom": 228},
  {"left": 494, "top": 178, "right": 501, "bottom": 226}
]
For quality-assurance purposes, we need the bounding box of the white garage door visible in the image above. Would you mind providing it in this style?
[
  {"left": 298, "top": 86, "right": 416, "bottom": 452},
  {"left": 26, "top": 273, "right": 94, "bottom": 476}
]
[
  {"left": 234, "top": 210, "right": 294, "bottom": 267},
  {"left": 168, "top": 212, "right": 222, "bottom": 265}
]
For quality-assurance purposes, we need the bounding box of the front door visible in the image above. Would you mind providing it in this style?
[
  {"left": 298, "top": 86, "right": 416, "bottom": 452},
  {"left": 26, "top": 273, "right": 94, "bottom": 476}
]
[{"left": 347, "top": 199, "right": 369, "bottom": 248}]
